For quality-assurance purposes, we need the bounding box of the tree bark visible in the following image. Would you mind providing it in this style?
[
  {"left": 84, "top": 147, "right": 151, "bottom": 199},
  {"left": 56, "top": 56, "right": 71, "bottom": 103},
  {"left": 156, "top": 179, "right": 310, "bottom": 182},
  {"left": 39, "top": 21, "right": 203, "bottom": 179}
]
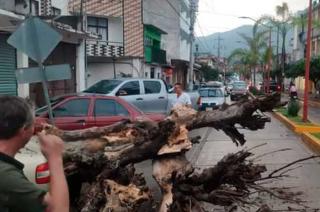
[{"left": 41, "top": 93, "right": 296, "bottom": 211}]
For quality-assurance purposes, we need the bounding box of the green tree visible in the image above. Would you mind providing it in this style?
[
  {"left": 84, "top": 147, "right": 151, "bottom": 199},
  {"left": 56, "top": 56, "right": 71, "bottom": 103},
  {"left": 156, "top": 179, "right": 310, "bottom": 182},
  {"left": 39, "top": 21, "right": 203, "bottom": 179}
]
[
  {"left": 228, "top": 25, "right": 268, "bottom": 84},
  {"left": 199, "top": 64, "right": 219, "bottom": 81},
  {"left": 258, "top": 2, "right": 291, "bottom": 86},
  {"left": 285, "top": 57, "right": 320, "bottom": 93}
]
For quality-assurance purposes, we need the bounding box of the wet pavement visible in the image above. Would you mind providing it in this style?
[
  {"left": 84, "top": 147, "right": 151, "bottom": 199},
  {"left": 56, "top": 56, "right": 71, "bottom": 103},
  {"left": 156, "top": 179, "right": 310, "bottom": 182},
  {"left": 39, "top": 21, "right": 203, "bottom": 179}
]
[{"left": 195, "top": 114, "right": 320, "bottom": 210}]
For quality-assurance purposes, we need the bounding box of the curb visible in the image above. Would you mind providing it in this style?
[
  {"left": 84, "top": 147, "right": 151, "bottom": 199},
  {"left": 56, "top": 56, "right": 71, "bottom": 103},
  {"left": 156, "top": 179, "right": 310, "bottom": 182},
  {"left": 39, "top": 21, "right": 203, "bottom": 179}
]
[
  {"left": 301, "top": 132, "right": 320, "bottom": 153},
  {"left": 272, "top": 112, "right": 320, "bottom": 134}
]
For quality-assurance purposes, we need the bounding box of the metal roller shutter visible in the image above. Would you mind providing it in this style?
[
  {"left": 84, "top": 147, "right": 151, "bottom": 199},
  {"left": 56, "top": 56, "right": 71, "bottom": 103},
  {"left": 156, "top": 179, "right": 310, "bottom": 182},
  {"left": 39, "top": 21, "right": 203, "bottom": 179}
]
[{"left": 0, "top": 34, "right": 17, "bottom": 95}]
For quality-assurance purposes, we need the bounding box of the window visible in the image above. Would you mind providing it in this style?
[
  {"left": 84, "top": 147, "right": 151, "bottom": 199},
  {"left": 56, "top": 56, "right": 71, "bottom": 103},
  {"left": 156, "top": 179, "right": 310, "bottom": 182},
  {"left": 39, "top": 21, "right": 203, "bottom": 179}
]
[
  {"left": 88, "top": 17, "right": 108, "bottom": 41},
  {"left": 118, "top": 81, "right": 140, "bottom": 95},
  {"left": 53, "top": 99, "right": 90, "bottom": 117},
  {"left": 144, "top": 36, "right": 153, "bottom": 46},
  {"left": 85, "top": 80, "right": 123, "bottom": 94},
  {"left": 95, "top": 99, "right": 129, "bottom": 116},
  {"left": 144, "top": 81, "right": 161, "bottom": 94}
]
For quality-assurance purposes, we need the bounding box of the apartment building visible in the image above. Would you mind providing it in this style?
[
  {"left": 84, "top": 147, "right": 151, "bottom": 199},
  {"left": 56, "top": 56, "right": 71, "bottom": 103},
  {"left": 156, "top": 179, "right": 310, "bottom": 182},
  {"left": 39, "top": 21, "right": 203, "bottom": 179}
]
[{"left": 69, "top": 0, "right": 197, "bottom": 88}]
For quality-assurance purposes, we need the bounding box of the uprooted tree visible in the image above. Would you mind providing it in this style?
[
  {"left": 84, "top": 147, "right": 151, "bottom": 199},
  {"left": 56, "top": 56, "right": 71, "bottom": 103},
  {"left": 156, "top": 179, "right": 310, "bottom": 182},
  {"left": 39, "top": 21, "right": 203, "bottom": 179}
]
[{"left": 42, "top": 93, "right": 316, "bottom": 211}]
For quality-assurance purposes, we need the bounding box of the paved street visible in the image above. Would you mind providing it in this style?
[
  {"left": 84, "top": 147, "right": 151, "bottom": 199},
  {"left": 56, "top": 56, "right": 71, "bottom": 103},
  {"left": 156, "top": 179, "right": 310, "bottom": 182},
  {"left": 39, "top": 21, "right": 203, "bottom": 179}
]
[
  {"left": 136, "top": 114, "right": 320, "bottom": 210},
  {"left": 195, "top": 114, "right": 320, "bottom": 210}
]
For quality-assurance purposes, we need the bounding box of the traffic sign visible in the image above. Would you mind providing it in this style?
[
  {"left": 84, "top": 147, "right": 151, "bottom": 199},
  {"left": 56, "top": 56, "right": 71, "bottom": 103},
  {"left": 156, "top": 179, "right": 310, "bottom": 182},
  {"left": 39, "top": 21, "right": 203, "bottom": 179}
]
[
  {"left": 7, "top": 16, "right": 62, "bottom": 63},
  {"left": 16, "top": 64, "right": 71, "bottom": 84}
]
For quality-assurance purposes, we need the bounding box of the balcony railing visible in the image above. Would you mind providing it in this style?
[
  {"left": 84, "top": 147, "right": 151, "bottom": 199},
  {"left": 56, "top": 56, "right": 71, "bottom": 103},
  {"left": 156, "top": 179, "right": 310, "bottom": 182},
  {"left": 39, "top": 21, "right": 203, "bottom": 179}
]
[
  {"left": 146, "top": 47, "right": 167, "bottom": 64},
  {"left": 86, "top": 41, "right": 124, "bottom": 57}
]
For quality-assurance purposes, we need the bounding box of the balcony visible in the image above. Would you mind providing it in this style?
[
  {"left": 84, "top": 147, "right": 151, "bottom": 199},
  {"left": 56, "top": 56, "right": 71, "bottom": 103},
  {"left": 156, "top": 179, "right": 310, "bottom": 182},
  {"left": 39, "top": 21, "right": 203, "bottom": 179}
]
[
  {"left": 86, "top": 41, "right": 124, "bottom": 58},
  {"left": 145, "top": 47, "right": 167, "bottom": 65}
]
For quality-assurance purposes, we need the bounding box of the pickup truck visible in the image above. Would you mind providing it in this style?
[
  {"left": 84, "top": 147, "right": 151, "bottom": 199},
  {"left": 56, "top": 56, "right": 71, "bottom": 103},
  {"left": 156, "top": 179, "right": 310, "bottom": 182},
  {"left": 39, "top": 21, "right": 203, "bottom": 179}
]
[{"left": 84, "top": 78, "right": 200, "bottom": 114}]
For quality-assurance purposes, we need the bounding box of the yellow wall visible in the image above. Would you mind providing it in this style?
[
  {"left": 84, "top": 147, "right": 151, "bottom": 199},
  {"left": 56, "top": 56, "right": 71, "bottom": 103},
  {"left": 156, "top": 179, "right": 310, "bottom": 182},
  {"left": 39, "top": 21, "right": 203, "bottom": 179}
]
[{"left": 295, "top": 77, "right": 315, "bottom": 93}]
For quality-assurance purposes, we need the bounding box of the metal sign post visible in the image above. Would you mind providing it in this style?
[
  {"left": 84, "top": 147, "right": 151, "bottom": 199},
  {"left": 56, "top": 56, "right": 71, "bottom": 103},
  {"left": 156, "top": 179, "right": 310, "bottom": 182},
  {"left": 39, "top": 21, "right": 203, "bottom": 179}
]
[
  {"left": 7, "top": 17, "right": 68, "bottom": 124},
  {"left": 39, "top": 63, "right": 54, "bottom": 122}
]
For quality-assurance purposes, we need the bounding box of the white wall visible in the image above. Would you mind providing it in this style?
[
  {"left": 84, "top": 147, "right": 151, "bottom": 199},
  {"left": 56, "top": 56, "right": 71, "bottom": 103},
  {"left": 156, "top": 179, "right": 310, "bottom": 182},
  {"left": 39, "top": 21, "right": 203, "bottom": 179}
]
[
  {"left": 17, "top": 51, "right": 29, "bottom": 98},
  {"left": 52, "top": 0, "right": 69, "bottom": 15},
  {"left": 87, "top": 59, "right": 143, "bottom": 87},
  {"left": 143, "top": 64, "right": 163, "bottom": 79},
  {"left": 76, "top": 41, "right": 86, "bottom": 91},
  {"left": 108, "top": 17, "right": 123, "bottom": 44},
  {"left": 179, "top": 0, "right": 191, "bottom": 62}
]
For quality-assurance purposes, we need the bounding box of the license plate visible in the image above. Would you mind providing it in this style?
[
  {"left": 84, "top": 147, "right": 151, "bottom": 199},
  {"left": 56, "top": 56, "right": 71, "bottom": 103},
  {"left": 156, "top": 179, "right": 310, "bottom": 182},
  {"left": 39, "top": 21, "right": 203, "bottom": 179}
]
[{"left": 206, "top": 107, "right": 213, "bottom": 111}]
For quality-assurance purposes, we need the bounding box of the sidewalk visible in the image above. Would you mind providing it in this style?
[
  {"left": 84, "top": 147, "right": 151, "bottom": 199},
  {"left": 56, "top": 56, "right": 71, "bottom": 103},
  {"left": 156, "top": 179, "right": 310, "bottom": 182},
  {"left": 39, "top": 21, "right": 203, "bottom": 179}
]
[
  {"left": 282, "top": 93, "right": 320, "bottom": 124},
  {"left": 194, "top": 114, "right": 320, "bottom": 210}
]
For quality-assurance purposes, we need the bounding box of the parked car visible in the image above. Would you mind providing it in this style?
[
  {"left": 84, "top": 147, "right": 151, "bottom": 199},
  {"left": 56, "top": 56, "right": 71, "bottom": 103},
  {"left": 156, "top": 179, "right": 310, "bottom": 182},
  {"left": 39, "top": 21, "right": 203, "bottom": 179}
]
[
  {"left": 35, "top": 94, "right": 165, "bottom": 131},
  {"left": 198, "top": 87, "right": 226, "bottom": 111},
  {"left": 15, "top": 137, "right": 48, "bottom": 190},
  {"left": 83, "top": 78, "right": 200, "bottom": 114},
  {"left": 205, "top": 81, "right": 224, "bottom": 88},
  {"left": 17, "top": 94, "right": 166, "bottom": 191},
  {"left": 262, "top": 80, "right": 281, "bottom": 93},
  {"left": 230, "top": 81, "right": 248, "bottom": 101}
]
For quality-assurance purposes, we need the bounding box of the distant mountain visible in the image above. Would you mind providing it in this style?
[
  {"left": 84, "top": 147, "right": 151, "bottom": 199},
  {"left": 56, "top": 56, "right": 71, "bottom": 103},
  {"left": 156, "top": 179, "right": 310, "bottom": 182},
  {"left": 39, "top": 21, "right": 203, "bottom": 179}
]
[{"left": 195, "top": 25, "right": 293, "bottom": 58}]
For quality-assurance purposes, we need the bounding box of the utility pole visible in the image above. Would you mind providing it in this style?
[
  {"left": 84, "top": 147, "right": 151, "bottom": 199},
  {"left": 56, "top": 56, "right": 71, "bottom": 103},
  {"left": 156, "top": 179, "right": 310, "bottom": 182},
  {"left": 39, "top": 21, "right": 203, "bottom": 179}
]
[
  {"left": 214, "top": 34, "right": 224, "bottom": 82},
  {"left": 188, "top": 0, "right": 197, "bottom": 89},
  {"left": 214, "top": 34, "right": 224, "bottom": 58},
  {"left": 266, "top": 27, "right": 272, "bottom": 93},
  {"left": 303, "top": 0, "right": 312, "bottom": 122}
]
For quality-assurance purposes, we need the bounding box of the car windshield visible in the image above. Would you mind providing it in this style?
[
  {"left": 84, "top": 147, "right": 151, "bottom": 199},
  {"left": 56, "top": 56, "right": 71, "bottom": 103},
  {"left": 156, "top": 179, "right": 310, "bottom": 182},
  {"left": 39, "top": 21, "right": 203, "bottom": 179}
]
[
  {"left": 199, "top": 89, "right": 223, "bottom": 97},
  {"left": 35, "top": 97, "right": 64, "bottom": 116},
  {"left": 84, "top": 80, "right": 123, "bottom": 94},
  {"left": 233, "top": 82, "right": 247, "bottom": 89}
]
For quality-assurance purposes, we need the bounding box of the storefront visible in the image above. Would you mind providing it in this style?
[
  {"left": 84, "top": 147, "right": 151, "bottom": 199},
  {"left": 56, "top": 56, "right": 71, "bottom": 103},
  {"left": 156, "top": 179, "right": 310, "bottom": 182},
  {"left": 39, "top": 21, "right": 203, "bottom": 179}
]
[{"left": 0, "top": 33, "right": 17, "bottom": 95}]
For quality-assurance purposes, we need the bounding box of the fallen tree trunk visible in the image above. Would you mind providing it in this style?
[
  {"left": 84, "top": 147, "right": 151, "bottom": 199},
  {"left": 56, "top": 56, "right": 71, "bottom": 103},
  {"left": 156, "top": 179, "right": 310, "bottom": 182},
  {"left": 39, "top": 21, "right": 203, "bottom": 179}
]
[{"left": 41, "top": 93, "right": 311, "bottom": 211}]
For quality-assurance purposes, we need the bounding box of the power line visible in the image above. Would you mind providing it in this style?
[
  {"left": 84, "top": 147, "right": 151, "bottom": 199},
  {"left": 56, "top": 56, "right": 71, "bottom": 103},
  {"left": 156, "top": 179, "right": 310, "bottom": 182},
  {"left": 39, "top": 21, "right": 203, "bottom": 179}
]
[
  {"left": 164, "top": 0, "right": 191, "bottom": 28},
  {"left": 196, "top": 21, "right": 211, "bottom": 52}
]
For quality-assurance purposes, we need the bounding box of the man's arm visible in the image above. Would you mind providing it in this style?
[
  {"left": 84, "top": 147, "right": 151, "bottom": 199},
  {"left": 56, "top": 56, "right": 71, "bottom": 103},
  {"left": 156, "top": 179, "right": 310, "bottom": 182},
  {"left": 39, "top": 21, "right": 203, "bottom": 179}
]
[{"left": 38, "top": 132, "right": 69, "bottom": 212}]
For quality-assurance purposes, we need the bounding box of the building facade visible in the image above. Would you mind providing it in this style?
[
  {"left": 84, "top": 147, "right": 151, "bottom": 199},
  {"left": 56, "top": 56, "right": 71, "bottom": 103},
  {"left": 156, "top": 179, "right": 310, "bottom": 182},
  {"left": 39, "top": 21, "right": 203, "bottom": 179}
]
[
  {"left": 291, "top": 4, "right": 320, "bottom": 94},
  {"left": 68, "top": 0, "right": 197, "bottom": 88},
  {"left": 0, "top": 0, "right": 87, "bottom": 106}
]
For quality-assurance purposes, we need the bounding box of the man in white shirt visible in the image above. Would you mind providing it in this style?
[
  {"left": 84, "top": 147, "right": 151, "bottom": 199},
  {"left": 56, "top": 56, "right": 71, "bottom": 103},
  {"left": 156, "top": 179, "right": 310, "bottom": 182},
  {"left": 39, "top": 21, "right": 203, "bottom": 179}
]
[{"left": 173, "top": 83, "right": 192, "bottom": 107}]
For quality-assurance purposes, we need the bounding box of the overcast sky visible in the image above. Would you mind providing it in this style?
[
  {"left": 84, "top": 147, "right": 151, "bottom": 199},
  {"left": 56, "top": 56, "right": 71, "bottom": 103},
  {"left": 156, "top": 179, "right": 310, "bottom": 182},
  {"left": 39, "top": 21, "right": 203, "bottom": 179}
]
[{"left": 195, "top": 0, "right": 309, "bottom": 36}]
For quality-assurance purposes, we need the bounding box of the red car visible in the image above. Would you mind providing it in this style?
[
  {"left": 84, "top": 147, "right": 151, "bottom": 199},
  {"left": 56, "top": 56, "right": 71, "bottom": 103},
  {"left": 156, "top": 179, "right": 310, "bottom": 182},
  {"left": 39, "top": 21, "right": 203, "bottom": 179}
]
[{"left": 35, "top": 94, "right": 165, "bottom": 131}]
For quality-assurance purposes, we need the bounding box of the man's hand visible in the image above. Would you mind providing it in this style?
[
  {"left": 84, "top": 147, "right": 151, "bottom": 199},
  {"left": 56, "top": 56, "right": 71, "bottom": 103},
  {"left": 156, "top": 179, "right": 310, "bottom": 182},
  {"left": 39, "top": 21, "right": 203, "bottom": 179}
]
[
  {"left": 37, "top": 131, "right": 69, "bottom": 212},
  {"left": 37, "top": 131, "right": 64, "bottom": 160}
]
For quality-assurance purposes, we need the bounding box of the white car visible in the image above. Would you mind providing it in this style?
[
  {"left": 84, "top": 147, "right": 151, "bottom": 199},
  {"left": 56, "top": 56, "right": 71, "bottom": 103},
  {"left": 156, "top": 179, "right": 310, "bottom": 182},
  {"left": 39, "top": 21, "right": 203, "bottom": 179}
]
[
  {"left": 15, "top": 136, "right": 49, "bottom": 190},
  {"left": 198, "top": 87, "right": 226, "bottom": 111}
]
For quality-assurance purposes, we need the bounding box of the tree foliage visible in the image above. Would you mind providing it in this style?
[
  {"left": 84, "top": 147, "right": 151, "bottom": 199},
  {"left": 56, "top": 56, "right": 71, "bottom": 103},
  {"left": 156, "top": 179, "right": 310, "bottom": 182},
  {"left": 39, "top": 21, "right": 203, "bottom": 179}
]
[
  {"left": 228, "top": 26, "right": 268, "bottom": 80},
  {"left": 286, "top": 57, "right": 320, "bottom": 89},
  {"left": 199, "top": 64, "right": 219, "bottom": 81}
]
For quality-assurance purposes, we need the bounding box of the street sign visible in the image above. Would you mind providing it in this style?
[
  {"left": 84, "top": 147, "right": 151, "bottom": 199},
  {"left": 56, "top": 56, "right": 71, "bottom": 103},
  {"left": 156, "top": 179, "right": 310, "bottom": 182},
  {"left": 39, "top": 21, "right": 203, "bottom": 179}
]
[
  {"left": 16, "top": 64, "right": 71, "bottom": 84},
  {"left": 7, "top": 16, "right": 65, "bottom": 124},
  {"left": 7, "top": 16, "right": 62, "bottom": 63}
]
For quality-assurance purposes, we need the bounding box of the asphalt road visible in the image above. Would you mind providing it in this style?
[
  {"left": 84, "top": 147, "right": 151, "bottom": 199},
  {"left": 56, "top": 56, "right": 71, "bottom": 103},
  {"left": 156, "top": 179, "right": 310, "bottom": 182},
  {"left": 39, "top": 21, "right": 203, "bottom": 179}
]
[
  {"left": 135, "top": 96, "right": 320, "bottom": 210},
  {"left": 196, "top": 114, "right": 320, "bottom": 211}
]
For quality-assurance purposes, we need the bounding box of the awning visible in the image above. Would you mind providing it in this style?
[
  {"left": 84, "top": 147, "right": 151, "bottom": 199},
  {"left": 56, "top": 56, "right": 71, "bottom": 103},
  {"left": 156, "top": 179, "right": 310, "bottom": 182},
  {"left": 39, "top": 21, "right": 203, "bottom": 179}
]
[{"left": 0, "top": 9, "right": 24, "bottom": 32}]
